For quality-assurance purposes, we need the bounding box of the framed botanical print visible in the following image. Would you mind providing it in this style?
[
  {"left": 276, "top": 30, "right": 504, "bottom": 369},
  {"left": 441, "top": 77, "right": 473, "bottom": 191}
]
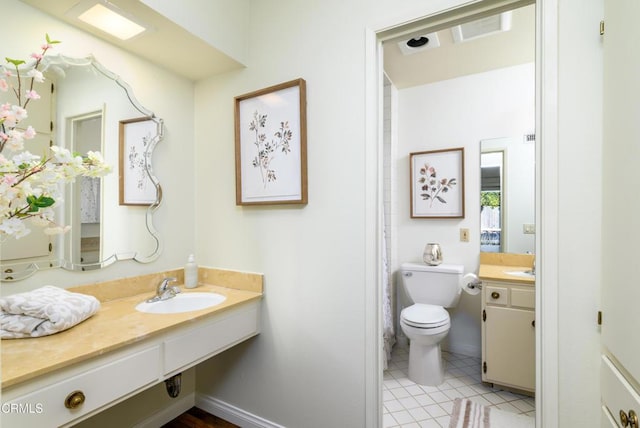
[
  {"left": 234, "top": 78, "right": 307, "bottom": 205},
  {"left": 410, "top": 147, "right": 465, "bottom": 218},
  {"left": 119, "top": 117, "right": 157, "bottom": 206}
]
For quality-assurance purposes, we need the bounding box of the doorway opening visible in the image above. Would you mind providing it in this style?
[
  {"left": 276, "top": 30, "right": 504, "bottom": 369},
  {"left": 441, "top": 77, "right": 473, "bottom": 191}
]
[{"left": 374, "top": 1, "right": 538, "bottom": 426}]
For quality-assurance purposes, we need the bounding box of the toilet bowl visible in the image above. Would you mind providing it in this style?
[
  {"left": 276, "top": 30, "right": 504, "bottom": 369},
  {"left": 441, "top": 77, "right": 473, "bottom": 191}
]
[
  {"left": 399, "top": 263, "right": 463, "bottom": 386},
  {"left": 400, "top": 303, "right": 451, "bottom": 386}
]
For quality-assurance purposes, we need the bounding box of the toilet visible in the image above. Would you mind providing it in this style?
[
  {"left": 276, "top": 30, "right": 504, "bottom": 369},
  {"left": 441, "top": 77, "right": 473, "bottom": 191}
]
[{"left": 399, "top": 262, "right": 463, "bottom": 386}]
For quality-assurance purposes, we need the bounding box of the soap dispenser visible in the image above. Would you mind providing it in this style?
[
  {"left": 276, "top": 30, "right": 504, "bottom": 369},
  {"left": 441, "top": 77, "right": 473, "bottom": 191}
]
[{"left": 184, "top": 254, "right": 198, "bottom": 289}]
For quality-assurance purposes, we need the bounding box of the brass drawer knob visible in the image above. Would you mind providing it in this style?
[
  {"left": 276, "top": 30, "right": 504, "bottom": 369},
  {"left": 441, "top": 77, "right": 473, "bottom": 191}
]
[
  {"left": 620, "top": 409, "right": 638, "bottom": 428},
  {"left": 64, "top": 390, "right": 85, "bottom": 409},
  {"left": 491, "top": 291, "right": 500, "bottom": 299}
]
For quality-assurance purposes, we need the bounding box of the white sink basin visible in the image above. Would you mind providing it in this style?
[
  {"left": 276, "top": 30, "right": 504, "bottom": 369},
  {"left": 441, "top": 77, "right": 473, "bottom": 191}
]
[
  {"left": 504, "top": 270, "right": 535, "bottom": 278},
  {"left": 135, "top": 292, "right": 227, "bottom": 314}
]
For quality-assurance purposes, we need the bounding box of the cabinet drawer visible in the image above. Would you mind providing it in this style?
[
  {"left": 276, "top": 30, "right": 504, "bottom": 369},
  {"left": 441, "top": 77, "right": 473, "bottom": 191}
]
[
  {"left": 602, "top": 355, "right": 640, "bottom": 427},
  {"left": 164, "top": 301, "right": 259, "bottom": 375},
  {"left": 2, "top": 346, "right": 160, "bottom": 427},
  {"left": 511, "top": 288, "right": 535, "bottom": 309},
  {"left": 485, "top": 286, "right": 508, "bottom": 305}
]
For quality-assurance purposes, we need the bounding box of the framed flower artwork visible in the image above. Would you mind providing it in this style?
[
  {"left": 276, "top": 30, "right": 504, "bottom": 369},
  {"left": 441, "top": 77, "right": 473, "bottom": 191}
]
[
  {"left": 234, "top": 78, "right": 308, "bottom": 205},
  {"left": 119, "top": 117, "right": 157, "bottom": 206},
  {"left": 410, "top": 148, "right": 465, "bottom": 218}
]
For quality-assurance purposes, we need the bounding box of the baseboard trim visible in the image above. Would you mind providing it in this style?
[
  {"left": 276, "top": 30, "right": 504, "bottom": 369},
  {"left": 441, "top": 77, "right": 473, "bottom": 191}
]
[
  {"left": 196, "top": 393, "right": 285, "bottom": 428},
  {"left": 133, "top": 392, "right": 195, "bottom": 428}
]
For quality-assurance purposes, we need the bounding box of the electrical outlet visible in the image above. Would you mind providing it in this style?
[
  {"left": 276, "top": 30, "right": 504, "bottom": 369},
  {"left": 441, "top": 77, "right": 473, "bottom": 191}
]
[
  {"left": 523, "top": 224, "right": 536, "bottom": 234},
  {"left": 460, "top": 228, "right": 470, "bottom": 242}
]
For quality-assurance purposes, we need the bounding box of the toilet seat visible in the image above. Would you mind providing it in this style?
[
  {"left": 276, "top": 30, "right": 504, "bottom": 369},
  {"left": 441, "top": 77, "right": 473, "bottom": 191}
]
[{"left": 401, "top": 304, "right": 450, "bottom": 329}]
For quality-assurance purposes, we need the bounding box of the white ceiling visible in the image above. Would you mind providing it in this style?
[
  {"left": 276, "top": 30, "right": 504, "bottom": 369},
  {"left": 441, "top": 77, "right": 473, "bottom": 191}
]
[
  {"left": 20, "top": 0, "right": 244, "bottom": 81},
  {"left": 383, "top": 4, "right": 535, "bottom": 89}
]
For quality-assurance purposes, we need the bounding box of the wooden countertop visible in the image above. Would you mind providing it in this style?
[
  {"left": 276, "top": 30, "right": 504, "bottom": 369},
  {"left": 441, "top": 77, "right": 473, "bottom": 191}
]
[{"left": 1, "top": 269, "right": 263, "bottom": 389}]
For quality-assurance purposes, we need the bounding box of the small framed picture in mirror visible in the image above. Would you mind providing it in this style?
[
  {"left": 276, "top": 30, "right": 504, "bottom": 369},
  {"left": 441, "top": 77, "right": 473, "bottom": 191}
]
[
  {"left": 234, "top": 78, "right": 308, "bottom": 205},
  {"left": 410, "top": 147, "right": 465, "bottom": 218},
  {"left": 119, "top": 117, "right": 158, "bottom": 206}
]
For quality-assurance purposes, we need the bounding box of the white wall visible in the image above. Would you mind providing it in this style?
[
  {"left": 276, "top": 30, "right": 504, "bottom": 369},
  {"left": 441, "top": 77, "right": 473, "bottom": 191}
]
[
  {"left": 2, "top": 1, "right": 196, "bottom": 292},
  {"left": 394, "top": 63, "right": 535, "bottom": 357}
]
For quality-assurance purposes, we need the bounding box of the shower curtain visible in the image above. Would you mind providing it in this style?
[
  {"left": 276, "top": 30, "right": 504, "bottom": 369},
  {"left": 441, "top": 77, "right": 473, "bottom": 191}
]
[{"left": 382, "top": 216, "right": 395, "bottom": 369}]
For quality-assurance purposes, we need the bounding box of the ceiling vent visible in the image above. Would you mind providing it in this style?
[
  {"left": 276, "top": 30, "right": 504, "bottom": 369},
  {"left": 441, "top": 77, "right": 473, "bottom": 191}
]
[
  {"left": 451, "top": 12, "right": 512, "bottom": 43},
  {"left": 397, "top": 32, "right": 440, "bottom": 55}
]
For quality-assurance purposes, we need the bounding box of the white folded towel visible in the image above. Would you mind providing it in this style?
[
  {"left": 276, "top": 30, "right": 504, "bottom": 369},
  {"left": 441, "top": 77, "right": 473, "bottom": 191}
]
[{"left": 0, "top": 285, "right": 101, "bottom": 339}]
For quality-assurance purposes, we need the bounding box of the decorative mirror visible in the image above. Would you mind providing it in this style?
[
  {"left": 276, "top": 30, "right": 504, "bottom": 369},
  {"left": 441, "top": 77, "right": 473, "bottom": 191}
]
[
  {"left": 0, "top": 55, "right": 163, "bottom": 281},
  {"left": 480, "top": 136, "right": 535, "bottom": 255}
]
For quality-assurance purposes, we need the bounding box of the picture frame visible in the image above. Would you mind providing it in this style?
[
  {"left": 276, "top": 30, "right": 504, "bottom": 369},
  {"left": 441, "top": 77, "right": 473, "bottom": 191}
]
[
  {"left": 410, "top": 147, "right": 465, "bottom": 218},
  {"left": 234, "top": 78, "right": 307, "bottom": 205},
  {"left": 119, "top": 117, "right": 157, "bottom": 206}
]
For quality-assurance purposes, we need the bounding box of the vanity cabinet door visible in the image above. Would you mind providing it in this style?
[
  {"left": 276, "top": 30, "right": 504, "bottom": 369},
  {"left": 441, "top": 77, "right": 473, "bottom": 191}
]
[
  {"left": 481, "top": 280, "right": 535, "bottom": 393},
  {"left": 483, "top": 305, "right": 535, "bottom": 391}
]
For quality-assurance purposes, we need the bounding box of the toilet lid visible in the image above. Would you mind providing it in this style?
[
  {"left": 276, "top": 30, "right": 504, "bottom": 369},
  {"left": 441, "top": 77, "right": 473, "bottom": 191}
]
[{"left": 402, "top": 304, "right": 449, "bottom": 328}]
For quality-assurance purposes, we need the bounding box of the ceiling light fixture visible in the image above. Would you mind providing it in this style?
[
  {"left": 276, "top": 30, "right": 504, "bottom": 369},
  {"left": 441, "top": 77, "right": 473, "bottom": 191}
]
[
  {"left": 68, "top": 1, "right": 150, "bottom": 41},
  {"left": 407, "top": 37, "right": 429, "bottom": 48},
  {"left": 397, "top": 32, "right": 440, "bottom": 56}
]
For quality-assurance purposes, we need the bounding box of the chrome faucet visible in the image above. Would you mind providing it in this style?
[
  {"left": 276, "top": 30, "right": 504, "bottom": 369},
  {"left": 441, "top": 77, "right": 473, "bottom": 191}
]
[{"left": 147, "top": 277, "right": 180, "bottom": 303}]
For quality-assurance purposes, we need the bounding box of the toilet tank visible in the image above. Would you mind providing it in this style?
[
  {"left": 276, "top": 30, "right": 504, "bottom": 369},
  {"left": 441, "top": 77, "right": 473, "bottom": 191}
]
[{"left": 400, "top": 262, "right": 464, "bottom": 308}]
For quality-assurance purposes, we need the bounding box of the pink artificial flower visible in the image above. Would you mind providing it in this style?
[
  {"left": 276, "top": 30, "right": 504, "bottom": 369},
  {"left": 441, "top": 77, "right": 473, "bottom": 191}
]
[
  {"left": 24, "top": 126, "right": 36, "bottom": 139},
  {"left": 41, "top": 43, "right": 53, "bottom": 50},
  {"left": 27, "top": 69, "right": 44, "bottom": 83},
  {"left": 25, "top": 89, "right": 40, "bottom": 100},
  {"left": 1, "top": 110, "right": 16, "bottom": 128},
  {"left": 3, "top": 175, "right": 18, "bottom": 186},
  {"left": 30, "top": 52, "right": 43, "bottom": 60},
  {"left": 13, "top": 105, "right": 27, "bottom": 121},
  {"left": 0, "top": 79, "right": 8, "bottom": 92},
  {"left": 0, "top": 132, "right": 8, "bottom": 143},
  {"left": 3, "top": 70, "right": 12, "bottom": 77}
]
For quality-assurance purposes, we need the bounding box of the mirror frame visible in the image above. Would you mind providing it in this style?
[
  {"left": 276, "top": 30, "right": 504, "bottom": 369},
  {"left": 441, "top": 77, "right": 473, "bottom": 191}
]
[{"left": 0, "top": 54, "right": 164, "bottom": 281}]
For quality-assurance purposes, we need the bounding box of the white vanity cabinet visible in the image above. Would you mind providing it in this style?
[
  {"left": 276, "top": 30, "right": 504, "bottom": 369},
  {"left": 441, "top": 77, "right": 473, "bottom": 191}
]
[
  {"left": 481, "top": 280, "right": 535, "bottom": 393},
  {"left": 1, "top": 299, "right": 260, "bottom": 428}
]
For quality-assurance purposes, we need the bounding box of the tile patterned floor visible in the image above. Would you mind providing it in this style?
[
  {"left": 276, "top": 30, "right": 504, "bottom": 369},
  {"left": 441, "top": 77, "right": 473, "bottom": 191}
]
[{"left": 383, "top": 346, "right": 535, "bottom": 427}]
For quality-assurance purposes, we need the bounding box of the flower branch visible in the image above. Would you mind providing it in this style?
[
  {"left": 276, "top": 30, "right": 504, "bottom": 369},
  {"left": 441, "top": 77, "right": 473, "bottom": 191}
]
[{"left": 0, "top": 35, "right": 111, "bottom": 239}]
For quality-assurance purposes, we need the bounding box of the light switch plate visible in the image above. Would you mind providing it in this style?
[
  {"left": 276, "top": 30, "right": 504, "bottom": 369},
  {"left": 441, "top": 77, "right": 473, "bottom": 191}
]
[{"left": 460, "top": 228, "right": 470, "bottom": 242}]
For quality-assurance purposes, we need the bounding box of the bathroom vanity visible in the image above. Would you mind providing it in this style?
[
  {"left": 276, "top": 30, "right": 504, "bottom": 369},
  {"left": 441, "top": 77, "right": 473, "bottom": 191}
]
[
  {"left": 0, "top": 268, "right": 262, "bottom": 427},
  {"left": 479, "top": 253, "right": 535, "bottom": 394}
]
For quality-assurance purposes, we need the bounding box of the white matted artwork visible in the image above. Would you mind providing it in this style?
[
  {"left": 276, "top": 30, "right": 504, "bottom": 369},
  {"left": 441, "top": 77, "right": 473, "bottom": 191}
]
[
  {"left": 119, "top": 117, "right": 157, "bottom": 206},
  {"left": 235, "top": 78, "right": 307, "bottom": 205},
  {"left": 410, "top": 147, "right": 465, "bottom": 218}
]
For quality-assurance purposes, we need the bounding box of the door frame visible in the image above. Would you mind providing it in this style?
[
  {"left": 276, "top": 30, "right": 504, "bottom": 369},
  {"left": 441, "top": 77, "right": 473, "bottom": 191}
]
[{"left": 364, "top": 0, "right": 559, "bottom": 427}]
